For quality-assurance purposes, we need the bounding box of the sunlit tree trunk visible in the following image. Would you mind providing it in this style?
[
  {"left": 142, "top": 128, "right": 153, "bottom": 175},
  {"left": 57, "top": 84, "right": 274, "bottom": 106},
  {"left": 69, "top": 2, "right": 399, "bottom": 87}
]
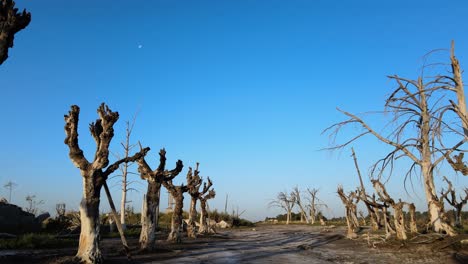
[
  {"left": 139, "top": 182, "right": 161, "bottom": 250},
  {"left": 137, "top": 149, "right": 183, "bottom": 251},
  {"left": 199, "top": 189, "right": 216, "bottom": 235},
  {"left": 76, "top": 175, "right": 102, "bottom": 263},
  {"left": 407, "top": 203, "right": 418, "bottom": 233},
  {"left": 337, "top": 186, "right": 360, "bottom": 239},
  {"left": 64, "top": 104, "right": 149, "bottom": 263},
  {"left": 187, "top": 197, "right": 198, "bottom": 238},
  {"left": 164, "top": 186, "right": 187, "bottom": 242},
  {"left": 186, "top": 165, "right": 203, "bottom": 239}
]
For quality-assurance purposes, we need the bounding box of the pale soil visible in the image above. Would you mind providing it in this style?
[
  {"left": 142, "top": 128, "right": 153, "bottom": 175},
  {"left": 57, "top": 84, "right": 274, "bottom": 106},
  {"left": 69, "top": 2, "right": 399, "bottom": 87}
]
[{"left": 1, "top": 224, "right": 466, "bottom": 263}]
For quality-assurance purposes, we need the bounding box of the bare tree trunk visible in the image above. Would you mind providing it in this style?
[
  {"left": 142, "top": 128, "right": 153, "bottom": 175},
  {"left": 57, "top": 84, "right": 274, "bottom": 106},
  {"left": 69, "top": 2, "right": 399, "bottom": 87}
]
[
  {"left": 382, "top": 206, "right": 395, "bottom": 239},
  {"left": 167, "top": 187, "right": 185, "bottom": 242},
  {"left": 199, "top": 199, "right": 209, "bottom": 233},
  {"left": 393, "top": 201, "right": 407, "bottom": 240},
  {"left": 120, "top": 162, "right": 128, "bottom": 231},
  {"left": 199, "top": 189, "right": 216, "bottom": 235},
  {"left": 64, "top": 104, "right": 149, "bottom": 263},
  {"left": 337, "top": 186, "right": 360, "bottom": 239},
  {"left": 292, "top": 187, "right": 309, "bottom": 224},
  {"left": 0, "top": 0, "right": 31, "bottom": 65},
  {"left": 139, "top": 182, "right": 161, "bottom": 250},
  {"left": 421, "top": 163, "right": 456, "bottom": 235},
  {"left": 137, "top": 148, "right": 183, "bottom": 250},
  {"left": 309, "top": 207, "right": 316, "bottom": 224},
  {"left": 76, "top": 177, "right": 102, "bottom": 263},
  {"left": 407, "top": 203, "right": 418, "bottom": 233},
  {"left": 187, "top": 197, "right": 198, "bottom": 238},
  {"left": 352, "top": 148, "right": 380, "bottom": 231},
  {"left": 186, "top": 165, "right": 203, "bottom": 239}
]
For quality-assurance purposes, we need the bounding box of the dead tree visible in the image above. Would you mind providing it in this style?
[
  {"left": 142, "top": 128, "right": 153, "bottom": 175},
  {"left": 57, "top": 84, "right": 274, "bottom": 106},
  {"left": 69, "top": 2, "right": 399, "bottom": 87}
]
[
  {"left": 137, "top": 148, "right": 183, "bottom": 251},
  {"left": 198, "top": 180, "right": 216, "bottom": 234},
  {"left": 440, "top": 176, "right": 468, "bottom": 228},
  {"left": 351, "top": 148, "right": 381, "bottom": 231},
  {"left": 372, "top": 180, "right": 410, "bottom": 240},
  {"left": 337, "top": 186, "right": 360, "bottom": 239},
  {"left": 292, "top": 187, "right": 309, "bottom": 223},
  {"left": 0, "top": 0, "right": 31, "bottom": 65},
  {"left": 306, "top": 188, "right": 327, "bottom": 225},
  {"left": 186, "top": 164, "right": 203, "bottom": 238},
  {"left": 64, "top": 104, "right": 149, "bottom": 263},
  {"left": 162, "top": 178, "right": 189, "bottom": 243},
  {"left": 269, "top": 191, "right": 296, "bottom": 224},
  {"left": 306, "top": 188, "right": 319, "bottom": 224},
  {"left": 323, "top": 45, "right": 468, "bottom": 235},
  {"left": 115, "top": 116, "right": 138, "bottom": 231}
]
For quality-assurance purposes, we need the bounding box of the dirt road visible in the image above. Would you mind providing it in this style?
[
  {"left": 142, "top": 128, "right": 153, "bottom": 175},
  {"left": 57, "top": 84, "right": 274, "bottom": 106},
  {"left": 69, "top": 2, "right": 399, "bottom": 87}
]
[
  {"left": 2, "top": 224, "right": 463, "bottom": 263},
  {"left": 107, "top": 224, "right": 461, "bottom": 264}
]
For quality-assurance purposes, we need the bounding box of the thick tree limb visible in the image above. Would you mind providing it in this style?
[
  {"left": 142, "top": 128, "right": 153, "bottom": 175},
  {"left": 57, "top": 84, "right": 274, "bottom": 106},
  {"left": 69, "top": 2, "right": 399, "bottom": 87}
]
[
  {"left": 0, "top": 0, "right": 31, "bottom": 65},
  {"left": 64, "top": 105, "right": 90, "bottom": 170}
]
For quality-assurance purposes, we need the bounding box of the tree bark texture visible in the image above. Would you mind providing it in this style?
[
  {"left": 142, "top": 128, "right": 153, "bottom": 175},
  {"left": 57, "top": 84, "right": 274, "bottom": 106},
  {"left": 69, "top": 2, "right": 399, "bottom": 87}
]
[
  {"left": 163, "top": 185, "right": 187, "bottom": 242},
  {"left": 137, "top": 148, "right": 183, "bottom": 250},
  {"left": 186, "top": 165, "right": 202, "bottom": 238},
  {"left": 199, "top": 189, "right": 216, "bottom": 234}
]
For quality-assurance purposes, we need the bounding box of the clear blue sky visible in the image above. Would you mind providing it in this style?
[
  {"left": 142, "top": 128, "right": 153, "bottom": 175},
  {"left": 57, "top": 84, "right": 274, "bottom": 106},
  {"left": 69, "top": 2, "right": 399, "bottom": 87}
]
[{"left": 2, "top": 0, "right": 468, "bottom": 221}]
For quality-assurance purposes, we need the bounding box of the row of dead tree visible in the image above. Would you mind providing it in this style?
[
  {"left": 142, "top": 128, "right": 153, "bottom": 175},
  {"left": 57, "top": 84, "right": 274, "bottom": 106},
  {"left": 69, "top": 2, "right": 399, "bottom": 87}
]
[
  {"left": 269, "top": 187, "right": 327, "bottom": 225},
  {"left": 64, "top": 104, "right": 216, "bottom": 264},
  {"left": 339, "top": 148, "right": 468, "bottom": 240}
]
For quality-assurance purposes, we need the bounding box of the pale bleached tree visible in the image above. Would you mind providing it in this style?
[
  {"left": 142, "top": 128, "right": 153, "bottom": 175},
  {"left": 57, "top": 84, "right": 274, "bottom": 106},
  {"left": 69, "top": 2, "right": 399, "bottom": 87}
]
[
  {"left": 64, "top": 104, "right": 149, "bottom": 263},
  {"left": 269, "top": 191, "right": 296, "bottom": 225},
  {"left": 337, "top": 186, "right": 360, "bottom": 239},
  {"left": 186, "top": 164, "right": 203, "bottom": 238},
  {"left": 115, "top": 115, "right": 139, "bottom": 231},
  {"left": 292, "top": 187, "right": 309, "bottom": 223},
  {"left": 137, "top": 148, "right": 183, "bottom": 250},
  {"left": 198, "top": 179, "right": 215, "bottom": 235},
  {"left": 324, "top": 44, "right": 468, "bottom": 235},
  {"left": 306, "top": 188, "right": 327, "bottom": 225}
]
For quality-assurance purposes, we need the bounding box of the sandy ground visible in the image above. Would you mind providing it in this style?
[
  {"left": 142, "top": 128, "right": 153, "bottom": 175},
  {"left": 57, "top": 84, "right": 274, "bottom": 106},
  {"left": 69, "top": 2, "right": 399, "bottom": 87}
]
[{"left": 1, "top": 224, "right": 466, "bottom": 263}]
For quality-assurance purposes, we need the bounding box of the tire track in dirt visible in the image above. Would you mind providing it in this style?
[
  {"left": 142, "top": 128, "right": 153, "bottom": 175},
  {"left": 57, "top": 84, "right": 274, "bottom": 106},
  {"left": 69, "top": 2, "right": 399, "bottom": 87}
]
[{"left": 148, "top": 225, "right": 341, "bottom": 264}]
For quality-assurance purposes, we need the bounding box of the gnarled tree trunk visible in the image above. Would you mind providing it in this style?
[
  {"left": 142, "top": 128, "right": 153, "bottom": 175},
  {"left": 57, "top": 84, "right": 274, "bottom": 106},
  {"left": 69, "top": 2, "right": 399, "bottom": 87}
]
[
  {"left": 137, "top": 148, "right": 183, "bottom": 251},
  {"left": 139, "top": 182, "right": 161, "bottom": 250},
  {"left": 77, "top": 175, "right": 102, "bottom": 263},
  {"left": 164, "top": 186, "right": 187, "bottom": 242},
  {"left": 64, "top": 104, "right": 149, "bottom": 263},
  {"left": 199, "top": 188, "right": 216, "bottom": 234},
  {"left": 337, "top": 186, "right": 360, "bottom": 239},
  {"left": 0, "top": 0, "right": 31, "bottom": 65},
  {"left": 186, "top": 165, "right": 203, "bottom": 238}
]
